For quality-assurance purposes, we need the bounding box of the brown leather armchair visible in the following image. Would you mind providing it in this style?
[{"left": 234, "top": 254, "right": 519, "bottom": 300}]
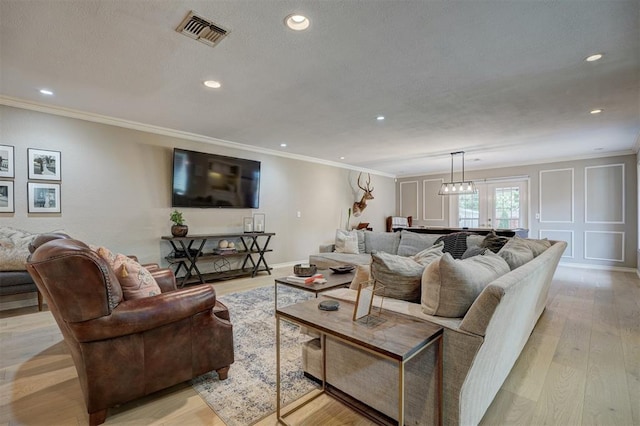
[{"left": 26, "top": 235, "right": 234, "bottom": 425}]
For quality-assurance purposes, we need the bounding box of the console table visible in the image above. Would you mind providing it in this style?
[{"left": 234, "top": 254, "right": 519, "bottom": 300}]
[{"left": 161, "top": 232, "right": 275, "bottom": 287}]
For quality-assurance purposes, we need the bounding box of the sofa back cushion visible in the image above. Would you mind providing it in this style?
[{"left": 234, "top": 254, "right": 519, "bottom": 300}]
[
  {"left": 421, "top": 251, "right": 510, "bottom": 317},
  {"left": 364, "top": 231, "right": 401, "bottom": 254},
  {"left": 371, "top": 252, "right": 424, "bottom": 302},
  {"left": 397, "top": 230, "right": 441, "bottom": 256}
]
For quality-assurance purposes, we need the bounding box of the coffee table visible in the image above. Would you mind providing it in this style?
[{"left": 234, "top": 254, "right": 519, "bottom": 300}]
[
  {"left": 274, "top": 270, "right": 354, "bottom": 308},
  {"left": 275, "top": 297, "right": 443, "bottom": 425}
]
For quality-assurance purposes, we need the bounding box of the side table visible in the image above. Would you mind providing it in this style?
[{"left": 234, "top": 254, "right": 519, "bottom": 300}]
[{"left": 276, "top": 297, "right": 443, "bottom": 425}]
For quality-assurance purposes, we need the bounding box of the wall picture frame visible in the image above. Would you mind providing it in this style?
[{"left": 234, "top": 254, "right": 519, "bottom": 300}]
[
  {"left": 28, "top": 182, "right": 61, "bottom": 213},
  {"left": 0, "top": 145, "right": 15, "bottom": 178},
  {"left": 28, "top": 148, "right": 61, "bottom": 181},
  {"left": 0, "top": 181, "right": 14, "bottom": 213}
]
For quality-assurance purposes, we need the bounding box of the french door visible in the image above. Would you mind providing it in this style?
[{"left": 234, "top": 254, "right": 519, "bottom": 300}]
[{"left": 451, "top": 179, "right": 528, "bottom": 229}]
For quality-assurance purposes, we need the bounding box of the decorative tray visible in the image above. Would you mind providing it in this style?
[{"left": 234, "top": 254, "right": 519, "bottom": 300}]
[{"left": 329, "top": 265, "right": 355, "bottom": 274}]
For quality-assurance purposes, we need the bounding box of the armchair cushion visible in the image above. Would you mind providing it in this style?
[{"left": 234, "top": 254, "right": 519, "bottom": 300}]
[{"left": 96, "top": 247, "right": 161, "bottom": 300}]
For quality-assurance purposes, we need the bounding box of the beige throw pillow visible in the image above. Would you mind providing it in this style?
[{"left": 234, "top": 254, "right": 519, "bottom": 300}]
[
  {"left": 349, "top": 264, "right": 371, "bottom": 289},
  {"left": 371, "top": 252, "right": 424, "bottom": 302},
  {"left": 96, "top": 246, "right": 161, "bottom": 300},
  {"left": 334, "top": 229, "right": 359, "bottom": 254},
  {"left": 498, "top": 238, "right": 534, "bottom": 270},
  {"left": 421, "top": 251, "right": 510, "bottom": 318}
]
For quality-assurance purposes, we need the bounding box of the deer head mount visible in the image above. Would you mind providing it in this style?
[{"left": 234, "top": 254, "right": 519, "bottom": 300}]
[{"left": 352, "top": 173, "right": 374, "bottom": 217}]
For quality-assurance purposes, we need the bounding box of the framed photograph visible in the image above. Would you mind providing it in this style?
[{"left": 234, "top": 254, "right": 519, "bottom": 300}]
[
  {"left": 0, "top": 181, "right": 14, "bottom": 213},
  {"left": 28, "top": 148, "right": 61, "bottom": 181},
  {"left": 28, "top": 182, "right": 61, "bottom": 213},
  {"left": 0, "top": 145, "right": 14, "bottom": 178},
  {"left": 353, "top": 280, "right": 377, "bottom": 321}
]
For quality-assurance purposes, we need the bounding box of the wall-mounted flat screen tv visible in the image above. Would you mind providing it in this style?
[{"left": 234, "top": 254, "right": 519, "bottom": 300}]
[{"left": 172, "top": 148, "right": 260, "bottom": 208}]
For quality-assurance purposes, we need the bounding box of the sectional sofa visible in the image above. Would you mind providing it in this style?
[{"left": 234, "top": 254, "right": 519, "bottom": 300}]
[{"left": 304, "top": 229, "right": 566, "bottom": 425}]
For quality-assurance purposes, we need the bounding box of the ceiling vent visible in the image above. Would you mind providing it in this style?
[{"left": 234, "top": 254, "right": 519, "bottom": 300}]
[{"left": 176, "top": 11, "right": 229, "bottom": 48}]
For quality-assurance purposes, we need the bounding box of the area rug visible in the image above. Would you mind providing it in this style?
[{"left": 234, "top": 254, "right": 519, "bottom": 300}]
[{"left": 190, "top": 285, "right": 317, "bottom": 425}]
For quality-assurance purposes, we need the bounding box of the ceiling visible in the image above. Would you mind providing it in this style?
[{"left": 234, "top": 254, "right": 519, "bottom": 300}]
[{"left": 1, "top": 0, "right": 638, "bottom": 177}]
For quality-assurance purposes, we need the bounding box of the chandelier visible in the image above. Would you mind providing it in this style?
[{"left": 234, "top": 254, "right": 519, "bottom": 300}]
[{"left": 438, "top": 151, "right": 477, "bottom": 195}]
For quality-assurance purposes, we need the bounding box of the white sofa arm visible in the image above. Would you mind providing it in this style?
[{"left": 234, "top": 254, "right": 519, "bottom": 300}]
[{"left": 319, "top": 244, "right": 335, "bottom": 253}]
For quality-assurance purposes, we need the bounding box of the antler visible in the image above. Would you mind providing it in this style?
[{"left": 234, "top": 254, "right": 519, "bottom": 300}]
[{"left": 357, "top": 173, "right": 374, "bottom": 193}]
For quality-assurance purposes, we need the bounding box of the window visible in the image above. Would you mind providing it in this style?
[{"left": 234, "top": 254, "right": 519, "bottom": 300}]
[{"left": 451, "top": 179, "right": 528, "bottom": 229}]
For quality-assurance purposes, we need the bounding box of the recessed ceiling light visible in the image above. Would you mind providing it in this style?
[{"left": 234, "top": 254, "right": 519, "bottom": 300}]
[
  {"left": 585, "top": 53, "right": 603, "bottom": 62},
  {"left": 203, "top": 80, "right": 221, "bottom": 89},
  {"left": 340, "top": 156, "right": 345, "bottom": 160},
  {"left": 39, "top": 89, "right": 54, "bottom": 96},
  {"left": 376, "top": 116, "right": 385, "bottom": 121},
  {"left": 590, "top": 108, "right": 603, "bottom": 114},
  {"left": 280, "top": 143, "right": 287, "bottom": 147},
  {"left": 285, "top": 14, "right": 310, "bottom": 31}
]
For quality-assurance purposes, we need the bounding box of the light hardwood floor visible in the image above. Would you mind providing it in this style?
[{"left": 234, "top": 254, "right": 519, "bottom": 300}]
[{"left": 0, "top": 266, "right": 637, "bottom": 425}]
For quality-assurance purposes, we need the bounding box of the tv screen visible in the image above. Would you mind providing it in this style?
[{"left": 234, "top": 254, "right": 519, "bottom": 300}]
[{"left": 172, "top": 148, "right": 260, "bottom": 208}]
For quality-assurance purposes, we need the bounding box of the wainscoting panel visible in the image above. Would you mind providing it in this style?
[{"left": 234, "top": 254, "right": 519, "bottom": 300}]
[
  {"left": 539, "top": 229, "right": 574, "bottom": 258},
  {"left": 585, "top": 163, "right": 625, "bottom": 224},
  {"left": 400, "top": 180, "right": 419, "bottom": 218},
  {"left": 422, "top": 178, "right": 444, "bottom": 221},
  {"left": 539, "top": 168, "right": 574, "bottom": 223},
  {"left": 584, "top": 231, "right": 625, "bottom": 262}
]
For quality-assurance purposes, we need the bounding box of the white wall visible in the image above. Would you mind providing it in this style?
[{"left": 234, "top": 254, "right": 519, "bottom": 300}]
[
  {"left": 0, "top": 106, "right": 396, "bottom": 267},
  {"left": 397, "top": 155, "right": 638, "bottom": 269}
]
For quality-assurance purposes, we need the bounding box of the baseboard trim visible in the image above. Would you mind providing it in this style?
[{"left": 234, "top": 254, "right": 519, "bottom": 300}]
[{"left": 559, "top": 261, "right": 637, "bottom": 274}]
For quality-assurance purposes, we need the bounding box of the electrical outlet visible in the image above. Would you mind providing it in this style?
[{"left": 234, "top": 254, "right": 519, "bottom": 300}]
[
  {"left": 296, "top": 211, "right": 301, "bottom": 218},
  {"left": 535, "top": 213, "right": 540, "bottom": 220}
]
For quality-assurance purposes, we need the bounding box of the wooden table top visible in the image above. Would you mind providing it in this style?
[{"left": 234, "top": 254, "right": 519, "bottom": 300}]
[
  {"left": 276, "top": 297, "right": 443, "bottom": 361},
  {"left": 274, "top": 270, "right": 355, "bottom": 292}
]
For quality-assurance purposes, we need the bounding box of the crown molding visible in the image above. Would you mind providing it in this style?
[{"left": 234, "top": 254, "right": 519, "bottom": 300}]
[
  {"left": 0, "top": 95, "right": 396, "bottom": 178},
  {"left": 397, "top": 149, "right": 636, "bottom": 179}
]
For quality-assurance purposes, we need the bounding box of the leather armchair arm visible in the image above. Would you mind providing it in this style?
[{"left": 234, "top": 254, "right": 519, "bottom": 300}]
[
  {"left": 68, "top": 284, "right": 217, "bottom": 343},
  {"left": 150, "top": 268, "right": 177, "bottom": 292}
]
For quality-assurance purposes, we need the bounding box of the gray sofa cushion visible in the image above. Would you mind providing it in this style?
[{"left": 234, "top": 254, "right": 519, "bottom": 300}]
[
  {"left": 397, "top": 230, "right": 441, "bottom": 256},
  {"left": 364, "top": 231, "right": 401, "bottom": 254},
  {"left": 356, "top": 230, "right": 366, "bottom": 253},
  {"left": 513, "top": 236, "right": 551, "bottom": 257},
  {"left": 498, "top": 238, "right": 534, "bottom": 270},
  {"left": 421, "top": 251, "right": 510, "bottom": 317},
  {"left": 371, "top": 252, "right": 424, "bottom": 302}
]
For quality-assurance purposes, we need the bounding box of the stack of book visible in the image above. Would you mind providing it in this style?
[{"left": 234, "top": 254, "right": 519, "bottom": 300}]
[{"left": 286, "top": 273, "right": 324, "bottom": 284}]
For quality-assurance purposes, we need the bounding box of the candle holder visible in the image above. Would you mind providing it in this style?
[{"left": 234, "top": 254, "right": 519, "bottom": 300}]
[
  {"left": 243, "top": 217, "right": 254, "bottom": 233},
  {"left": 253, "top": 213, "right": 265, "bottom": 233}
]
